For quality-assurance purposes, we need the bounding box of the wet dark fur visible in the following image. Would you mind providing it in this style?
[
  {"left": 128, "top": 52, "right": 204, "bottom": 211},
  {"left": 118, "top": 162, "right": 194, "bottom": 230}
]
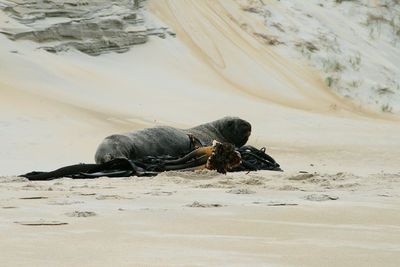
[{"left": 95, "top": 116, "right": 251, "bottom": 164}]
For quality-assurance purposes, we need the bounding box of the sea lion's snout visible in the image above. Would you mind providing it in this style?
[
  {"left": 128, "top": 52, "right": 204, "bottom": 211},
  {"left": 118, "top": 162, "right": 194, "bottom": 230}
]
[
  {"left": 243, "top": 122, "right": 252, "bottom": 135},
  {"left": 227, "top": 118, "right": 251, "bottom": 147},
  {"left": 239, "top": 120, "right": 252, "bottom": 138}
]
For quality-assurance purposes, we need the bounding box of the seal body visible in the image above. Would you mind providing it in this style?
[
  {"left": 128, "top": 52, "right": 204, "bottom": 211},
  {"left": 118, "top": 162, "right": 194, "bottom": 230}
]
[
  {"left": 95, "top": 117, "right": 251, "bottom": 164},
  {"left": 187, "top": 117, "right": 251, "bottom": 148}
]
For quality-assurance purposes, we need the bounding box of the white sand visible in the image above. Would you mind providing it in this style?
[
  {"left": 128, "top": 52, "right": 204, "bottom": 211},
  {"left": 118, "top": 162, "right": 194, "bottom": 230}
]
[
  {"left": 239, "top": 0, "right": 400, "bottom": 113},
  {"left": 1, "top": 0, "right": 400, "bottom": 266},
  {"left": 1, "top": 172, "right": 399, "bottom": 266}
]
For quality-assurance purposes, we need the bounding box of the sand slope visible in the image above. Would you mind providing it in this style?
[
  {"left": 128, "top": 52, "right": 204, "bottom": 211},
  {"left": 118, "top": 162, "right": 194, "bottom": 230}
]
[
  {"left": 1, "top": 1, "right": 400, "bottom": 266},
  {"left": 1, "top": 0, "right": 399, "bottom": 175}
]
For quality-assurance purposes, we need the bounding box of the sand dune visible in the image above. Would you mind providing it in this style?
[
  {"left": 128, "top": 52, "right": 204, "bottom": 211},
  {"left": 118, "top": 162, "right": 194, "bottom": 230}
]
[
  {"left": 1, "top": 0, "right": 399, "bottom": 175},
  {"left": 150, "top": 0, "right": 352, "bottom": 112},
  {"left": 1, "top": 0, "right": 400, "bottom": 266}
]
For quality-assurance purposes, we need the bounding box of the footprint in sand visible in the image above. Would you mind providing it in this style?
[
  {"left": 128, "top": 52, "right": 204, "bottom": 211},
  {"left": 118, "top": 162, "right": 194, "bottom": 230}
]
[
  {"left": 73, "top": 192, "right": 96, "bottom": 196},
  {"left": 304, "top": 194, "right": 339, "bottom": 201},
  {"left": 266, "top": 202, "right": 299, "bottom": 206},
  {"left": 186, "top": 201, "right": 223, "bottom": 208},
  {"left": 288, "top": 173, "right": 315, "bottom": 181},
  {"left": 96, "top": 194, "right": 134, "bottom": 200},
  {"left": 226, "top": 188, "right": 256, "bottom": 194},
  {"left": 65, "top": 211, "right": 97, "bottom": 217},
  {"left": 278, "top": 185, "right": 300, "bottom": 191},
  {"left": 196, "top": 183, "right": 234, "bottom": 189},
  {"left": 0, "top": 176, "right": 28, "bottom": 183},
  {"left": 48, "top": 200, "right": 84, "bottom": 205},
  {"left": 21, "top": 184, "right": 55, "bottom": 191},
  {"left": 253, "top": 201, "right": 298, "bottom": 206},
  {"left": 377, "top": 193, "right": 392, "bottom": 197},
  {"left": 96, "top": 195, "right": 122, "bottom": 200},
  {"left": 144, "top": 191, "right": 176, "bottom": 196},
  {"left": 240, "top": 178, "right": 264, "bottom": 186}
]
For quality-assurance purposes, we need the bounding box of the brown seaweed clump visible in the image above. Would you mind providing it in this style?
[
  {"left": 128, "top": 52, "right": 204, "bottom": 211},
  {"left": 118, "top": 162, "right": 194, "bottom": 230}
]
[{"left": 206, "top": 141, "right": 242, "bottom": 174}]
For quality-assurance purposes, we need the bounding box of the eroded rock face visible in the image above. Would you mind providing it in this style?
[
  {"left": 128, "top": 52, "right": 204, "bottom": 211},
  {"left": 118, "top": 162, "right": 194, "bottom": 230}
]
[{"left": 0, "top": 0, "right": 173, "bottom": 55}]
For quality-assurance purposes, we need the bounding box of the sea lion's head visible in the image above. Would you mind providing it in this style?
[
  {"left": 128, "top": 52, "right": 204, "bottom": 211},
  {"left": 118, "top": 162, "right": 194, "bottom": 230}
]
[{"left": 217, "top": 116, "right": 252, "bottom": 147}]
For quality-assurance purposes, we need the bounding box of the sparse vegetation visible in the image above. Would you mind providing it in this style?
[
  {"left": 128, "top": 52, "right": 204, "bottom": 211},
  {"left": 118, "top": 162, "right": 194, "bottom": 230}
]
[
  {"left": 271, "top": 22, "right": 285, "bottom": 32},
  {"left": 364, "top": 11, "right": 400, "bottom": 43},
  {"left": 366, "top": 13, "right": 388, "bottom": 25},
  {"left": 381, "top": 104, "right": 393, "bottom": 113},
  {"left": 253, "top": 32, "right": 283, "bottom": 46},
  {"left": 241, "top": 2, "right": 266, "bottom": 15},
  {"left": 376, "top": 87, "right": 395, "bottom": 95},
  {"left": 295, "top": 41, "right": 319, "bottom": 53},
  {"left": 325, "top": 76, "right": 339, "bottom": 87},
  {"left": 322, "top": 59, "right": 345, "bottom": 73},
  {"left": 241, "top": 6, "right": 261, "bottom": 14},
  {"left": 249, "top": 0, "right": 400, "bottom": 113},
  {"left": 347, "top": 80, "right": 362, "bottom": 88},
  {"left": 335, "top": 0, "right": 356, "bottom": 3},
  {"left": 349, "top": 53, "right": 361, "bottom": 71},
  {"left": 333, "top": 61, "right": 345, "bottom": 72}
]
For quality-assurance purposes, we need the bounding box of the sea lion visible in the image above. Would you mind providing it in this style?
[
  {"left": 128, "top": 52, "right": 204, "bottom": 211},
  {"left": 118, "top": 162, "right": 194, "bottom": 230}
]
[{"left": 94, "top": 116, "right": 251, "bottom": 164}]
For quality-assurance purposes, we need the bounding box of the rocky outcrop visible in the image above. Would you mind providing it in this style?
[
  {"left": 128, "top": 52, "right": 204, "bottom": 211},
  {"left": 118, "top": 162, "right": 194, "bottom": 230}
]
[{"left": 0, "top": 0, "right": 173, "bottom": 55}]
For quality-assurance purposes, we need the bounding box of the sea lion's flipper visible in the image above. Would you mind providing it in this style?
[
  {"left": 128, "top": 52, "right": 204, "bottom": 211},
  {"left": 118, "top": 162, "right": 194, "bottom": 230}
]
[
  {"left": 20, "top": 163, "right": 99, "bottom": 181},
  {"left": 20, "top": 158, "right": 142, "bottom": 180}
]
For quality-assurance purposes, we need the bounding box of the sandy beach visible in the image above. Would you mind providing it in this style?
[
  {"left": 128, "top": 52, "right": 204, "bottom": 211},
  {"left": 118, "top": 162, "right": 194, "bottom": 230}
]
[
  {"left": 1, "top": 0, "right": 400, "bottom": 266},
  {"left": 1, "top": 170, "right": 400, "bottom": 266}
]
